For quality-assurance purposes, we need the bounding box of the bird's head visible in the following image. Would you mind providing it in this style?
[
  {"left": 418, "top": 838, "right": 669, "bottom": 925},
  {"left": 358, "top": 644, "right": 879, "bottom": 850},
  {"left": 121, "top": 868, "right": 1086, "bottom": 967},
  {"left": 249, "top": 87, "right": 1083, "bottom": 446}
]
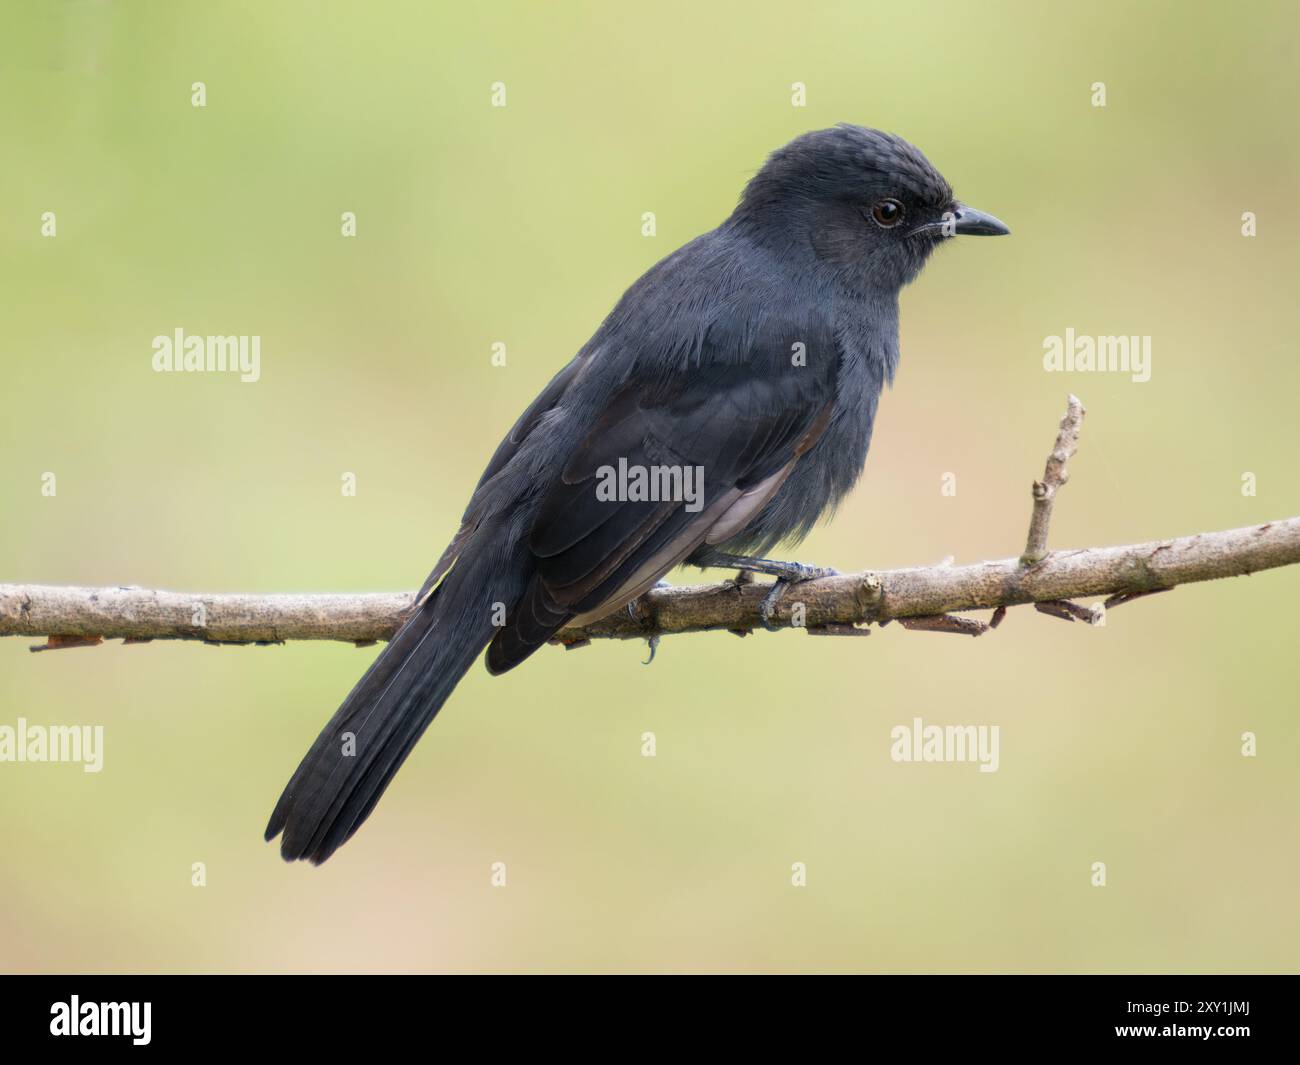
[{"left": 731, "top": 124, "right": 1009, "bottom": 292}]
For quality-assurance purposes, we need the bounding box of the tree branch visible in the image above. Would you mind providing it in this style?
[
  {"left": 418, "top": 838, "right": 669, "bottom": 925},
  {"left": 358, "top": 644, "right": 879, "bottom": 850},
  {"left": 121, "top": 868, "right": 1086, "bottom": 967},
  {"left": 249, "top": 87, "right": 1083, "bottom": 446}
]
[
  {"left": 1022, "top": 393, "right": 1085, "bottom": 564},
  {"left": 3, "top": 398, "right": 1298, "bottom": 651},
  {"left": 1, "top": 519, "right": 1297, "bottom": 649}
]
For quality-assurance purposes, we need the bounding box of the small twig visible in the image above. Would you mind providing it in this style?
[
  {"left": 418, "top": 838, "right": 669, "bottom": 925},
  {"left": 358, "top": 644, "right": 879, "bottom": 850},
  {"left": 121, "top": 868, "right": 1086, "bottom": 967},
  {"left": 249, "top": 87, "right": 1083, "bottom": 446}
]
[
  {"left": 1022, "top": 394, "right": 1086, "bottom": 565},
  {"left": 1034, "top": 599, "right": 1103, "bottom": 624},
  {"left": 807, "top": 623, "right": 872, "bottom": 637},
  {"left": 1103, "top": 587, "right": 1173, "bottom": 611},
  {"left": 30, "top": 634, "right": 104, "bottom": 653},
  {"left": 897, "top": 614, "right": 990, "bottom": 637}
]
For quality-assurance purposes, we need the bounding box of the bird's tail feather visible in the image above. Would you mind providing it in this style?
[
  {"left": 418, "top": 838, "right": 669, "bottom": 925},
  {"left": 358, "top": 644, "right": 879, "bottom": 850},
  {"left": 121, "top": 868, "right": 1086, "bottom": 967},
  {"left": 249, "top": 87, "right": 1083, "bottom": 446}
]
[{"left": 265, "top": 555, "right": 508, "bottom": 864}]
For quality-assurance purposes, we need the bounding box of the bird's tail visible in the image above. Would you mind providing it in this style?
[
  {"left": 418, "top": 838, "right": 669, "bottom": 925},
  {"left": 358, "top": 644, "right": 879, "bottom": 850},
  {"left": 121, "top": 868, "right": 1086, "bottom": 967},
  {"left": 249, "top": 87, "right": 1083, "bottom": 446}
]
[{"left": 265, "top": 549, "right": 514, "bottom": 864}]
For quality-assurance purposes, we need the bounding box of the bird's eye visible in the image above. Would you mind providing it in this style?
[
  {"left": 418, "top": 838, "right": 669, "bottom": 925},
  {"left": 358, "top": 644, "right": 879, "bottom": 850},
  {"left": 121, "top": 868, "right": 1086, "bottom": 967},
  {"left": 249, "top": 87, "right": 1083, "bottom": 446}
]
[{"left": 870, "top": 199, "right": 904, "bottom": 228}]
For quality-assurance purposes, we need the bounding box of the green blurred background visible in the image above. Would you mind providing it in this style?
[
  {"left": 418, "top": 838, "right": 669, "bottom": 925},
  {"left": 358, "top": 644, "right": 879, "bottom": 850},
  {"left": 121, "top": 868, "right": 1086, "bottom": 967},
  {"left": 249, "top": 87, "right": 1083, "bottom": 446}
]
[{"left": 1, "top": 0, "right": 1297, "bottom": 973}]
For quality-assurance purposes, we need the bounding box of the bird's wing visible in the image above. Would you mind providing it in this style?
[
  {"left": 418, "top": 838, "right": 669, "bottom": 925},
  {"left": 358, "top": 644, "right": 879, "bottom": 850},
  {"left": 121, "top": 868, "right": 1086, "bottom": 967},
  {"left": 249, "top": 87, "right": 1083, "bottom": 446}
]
[
  {"left": 476, "top": 350, "right": 595, "bottom": 491},
  {"left": 486, "top": 339, "right": 837, "bottom": 673},
  {"left": 411, "top": 351, "right": 597, "bottom": 607}
]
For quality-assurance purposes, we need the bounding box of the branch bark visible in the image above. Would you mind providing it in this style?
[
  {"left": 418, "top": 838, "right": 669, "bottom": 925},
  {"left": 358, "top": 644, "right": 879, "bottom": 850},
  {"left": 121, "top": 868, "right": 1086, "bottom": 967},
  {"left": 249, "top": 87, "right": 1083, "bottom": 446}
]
[
  {"left": 3, "top": 398, "right": 1298, "bottom": 651},
  {"left": 2, "top": 519, "right": 1297, "bottom": 649}
]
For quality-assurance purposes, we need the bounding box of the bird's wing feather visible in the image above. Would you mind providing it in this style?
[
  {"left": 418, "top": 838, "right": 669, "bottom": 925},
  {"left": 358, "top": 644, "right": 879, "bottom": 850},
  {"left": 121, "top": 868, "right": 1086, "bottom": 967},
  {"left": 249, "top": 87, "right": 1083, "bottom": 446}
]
[{"left": 486, "top": 333, "right": 837, "bottom": 673}]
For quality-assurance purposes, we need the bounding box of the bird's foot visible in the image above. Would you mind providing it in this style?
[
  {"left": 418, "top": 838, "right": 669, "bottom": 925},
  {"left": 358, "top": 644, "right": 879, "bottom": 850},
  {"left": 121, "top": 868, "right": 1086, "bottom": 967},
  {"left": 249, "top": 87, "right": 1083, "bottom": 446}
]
[
  {"left": 758, "top": 574, "right": 828, "bottom": 631},
  {"left": 700, "top": 553, "right": 839, "bottom": 631}
]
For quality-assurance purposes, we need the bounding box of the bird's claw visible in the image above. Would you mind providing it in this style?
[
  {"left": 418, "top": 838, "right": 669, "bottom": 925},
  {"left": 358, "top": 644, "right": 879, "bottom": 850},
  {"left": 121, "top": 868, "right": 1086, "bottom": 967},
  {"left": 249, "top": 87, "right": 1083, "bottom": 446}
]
[
  {"left": 757, "top": 564, "right": 839, "bottom": 631},
  {"left": 759, "top": 581, "right": 788, "bottom": 630}
]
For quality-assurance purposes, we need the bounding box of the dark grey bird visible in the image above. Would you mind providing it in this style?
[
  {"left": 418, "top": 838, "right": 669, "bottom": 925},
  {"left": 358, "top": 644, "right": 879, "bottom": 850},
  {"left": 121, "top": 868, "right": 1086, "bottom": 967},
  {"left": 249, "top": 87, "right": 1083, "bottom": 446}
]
[{"left": 266, "top": 124, "right": 1009, "bottom": 864}]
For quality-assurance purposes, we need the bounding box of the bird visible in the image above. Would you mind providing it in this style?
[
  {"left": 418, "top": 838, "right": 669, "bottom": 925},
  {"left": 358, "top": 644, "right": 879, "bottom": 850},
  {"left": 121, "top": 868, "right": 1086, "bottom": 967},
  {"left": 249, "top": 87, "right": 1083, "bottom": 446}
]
[{"left": 265, "top": 124, "right": 1009, "bottom": 864}]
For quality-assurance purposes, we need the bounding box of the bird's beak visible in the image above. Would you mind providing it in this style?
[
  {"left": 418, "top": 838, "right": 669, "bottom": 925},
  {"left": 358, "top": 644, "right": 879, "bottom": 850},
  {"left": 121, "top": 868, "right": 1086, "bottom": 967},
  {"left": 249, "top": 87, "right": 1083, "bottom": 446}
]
[{"left": 950, "top": 203, "right": 1010, "bottom": 236}]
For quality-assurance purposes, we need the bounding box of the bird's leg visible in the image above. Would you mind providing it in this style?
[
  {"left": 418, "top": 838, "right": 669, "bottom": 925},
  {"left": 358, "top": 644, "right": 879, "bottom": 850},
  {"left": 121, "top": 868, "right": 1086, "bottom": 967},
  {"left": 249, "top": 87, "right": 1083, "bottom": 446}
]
[
  {"left": 702, "top": 551, "right": 839, "bottom": 583},
  {"left": 700, "top": 552, "right": 839, "bottom": 631}
]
